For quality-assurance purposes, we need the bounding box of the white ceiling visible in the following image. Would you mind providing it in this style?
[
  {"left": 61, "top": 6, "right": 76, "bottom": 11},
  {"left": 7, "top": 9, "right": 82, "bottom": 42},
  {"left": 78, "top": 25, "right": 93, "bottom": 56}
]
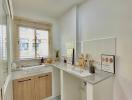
[{"left": 12, "top": 0, "right": 85, "bottom": 18}]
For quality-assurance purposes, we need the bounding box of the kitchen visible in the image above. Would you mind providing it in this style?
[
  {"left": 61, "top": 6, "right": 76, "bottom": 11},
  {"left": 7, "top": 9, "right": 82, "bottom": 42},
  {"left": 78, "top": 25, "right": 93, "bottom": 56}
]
[{"left": 0, "top": 0, "right": 132, "bottom": 100}]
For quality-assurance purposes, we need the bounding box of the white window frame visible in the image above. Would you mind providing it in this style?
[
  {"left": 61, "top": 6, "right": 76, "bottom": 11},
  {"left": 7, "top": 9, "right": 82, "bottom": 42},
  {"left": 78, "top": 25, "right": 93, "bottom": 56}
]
[{"left": 13, "top": 17, "right": 52, "bottom": 60}]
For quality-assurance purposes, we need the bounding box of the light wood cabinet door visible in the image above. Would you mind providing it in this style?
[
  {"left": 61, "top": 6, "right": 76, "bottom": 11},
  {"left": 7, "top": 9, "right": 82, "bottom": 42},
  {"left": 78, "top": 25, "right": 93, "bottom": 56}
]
[
  {"left": 35, "top": 73, "right": 52, "bottom": 100},
  {"left": 13, "top": 73, "right": 52, "bottom": 100},
  {"left": 13, "top": 77, "right": 35, "bottom": 100}
]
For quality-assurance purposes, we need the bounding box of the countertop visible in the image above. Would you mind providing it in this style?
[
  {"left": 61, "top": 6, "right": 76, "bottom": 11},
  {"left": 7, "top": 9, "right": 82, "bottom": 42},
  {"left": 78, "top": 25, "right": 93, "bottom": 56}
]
[
  {"left": 12, "top": 63, "right": 114, "bottom": 85},
  {"left": 12, "top": 65, "right": 53, "bottom": 80},
  {"left": 51, "top": 63, "right": 114, "bottom": 85},
  {"left": 82, "top": 70, "right": 114, "bottom": 84}
]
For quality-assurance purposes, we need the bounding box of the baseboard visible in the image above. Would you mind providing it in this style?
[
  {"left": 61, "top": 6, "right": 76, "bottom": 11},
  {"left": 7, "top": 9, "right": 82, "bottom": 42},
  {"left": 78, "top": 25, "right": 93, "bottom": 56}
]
[{"left": 43, "top": 95, "right": 61, "bottom": 100}]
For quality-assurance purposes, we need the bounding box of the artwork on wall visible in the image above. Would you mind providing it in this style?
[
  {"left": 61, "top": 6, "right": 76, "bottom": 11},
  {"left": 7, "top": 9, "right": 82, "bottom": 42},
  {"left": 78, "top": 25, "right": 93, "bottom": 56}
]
[
  {"left": 81, "top": 38, "right": 116, "bottom": 69},
  {"left": 101, "top": 54, "right": 115, "bottom": 73}
]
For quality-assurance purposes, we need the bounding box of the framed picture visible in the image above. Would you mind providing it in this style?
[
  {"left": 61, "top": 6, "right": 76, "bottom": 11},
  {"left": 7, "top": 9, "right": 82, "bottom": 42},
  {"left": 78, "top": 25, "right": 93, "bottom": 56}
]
[{"left": 101, "top": 54, "right": 115, "bottom": 73}]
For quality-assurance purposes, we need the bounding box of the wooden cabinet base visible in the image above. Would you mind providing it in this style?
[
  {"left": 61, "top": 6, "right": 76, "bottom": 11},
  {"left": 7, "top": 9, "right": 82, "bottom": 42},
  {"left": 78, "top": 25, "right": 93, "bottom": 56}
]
[{"left": 13, "top": 73, "right": 52, "bottom": 100}]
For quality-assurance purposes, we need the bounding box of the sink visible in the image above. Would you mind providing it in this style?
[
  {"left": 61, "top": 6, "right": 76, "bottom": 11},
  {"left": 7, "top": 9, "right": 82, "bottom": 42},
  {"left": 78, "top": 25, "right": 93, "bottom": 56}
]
[
  {"left": 56, "top": 63, "right": 91, "bottom": 77},
  {"left": 66, "top": 65, "right": 91, "bottom": 77},
  {"left": 20, "top": 65, "right": 51, "bottom": 74},
  {"left": 71, "top": 69, "right": 91, "bottom": 77},
  {"left": 21, "top": 65, "right": 46, "bottom": 70},
  {"left": 12, "top": 64, "right": 53, "bottom": 80}
]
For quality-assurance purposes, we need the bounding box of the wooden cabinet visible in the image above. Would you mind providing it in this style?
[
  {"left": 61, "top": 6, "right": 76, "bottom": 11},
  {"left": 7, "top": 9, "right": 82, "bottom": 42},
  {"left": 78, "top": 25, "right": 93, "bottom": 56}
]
[
  {"left": 35, "top": 73, "right": 52, "bottom": 100},
  {"left": 13, "top": 73, "right": 52, "bottom": 100},
  {"left": 13, "top": 77, "right": 35, "bottom": 100}
]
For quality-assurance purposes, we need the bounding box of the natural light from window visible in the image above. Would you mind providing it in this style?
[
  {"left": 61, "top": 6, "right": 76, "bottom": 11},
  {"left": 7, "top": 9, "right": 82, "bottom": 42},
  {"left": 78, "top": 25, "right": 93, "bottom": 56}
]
[{"left": 19, "top": 26, "right": 49, "bottom": 59}]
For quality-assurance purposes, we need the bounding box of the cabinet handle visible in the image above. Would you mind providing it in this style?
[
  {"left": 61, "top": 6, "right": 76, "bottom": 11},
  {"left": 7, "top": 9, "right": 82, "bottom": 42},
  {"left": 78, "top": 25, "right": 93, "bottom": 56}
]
[
  {"left": 38, "top": 75, "right": 48, "bottom": 78},
  {"left": 18, "top": 79, "right": 31, "bottom": 82}
]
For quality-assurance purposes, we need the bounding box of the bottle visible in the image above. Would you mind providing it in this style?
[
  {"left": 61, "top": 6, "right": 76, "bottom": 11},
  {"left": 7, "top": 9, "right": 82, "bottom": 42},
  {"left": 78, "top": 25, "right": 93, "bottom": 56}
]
[
  {"left": 89, "top": 60, "right": 95, "bottom": 74},
  {"left": 40, "top": 57, "right": 44, "bottom": 64},
  {"left": 64, "top": 57, "right": 67, "bottom": 63},
  {"left": 72, "top": 48, "right": 75, "bottom": 65}
]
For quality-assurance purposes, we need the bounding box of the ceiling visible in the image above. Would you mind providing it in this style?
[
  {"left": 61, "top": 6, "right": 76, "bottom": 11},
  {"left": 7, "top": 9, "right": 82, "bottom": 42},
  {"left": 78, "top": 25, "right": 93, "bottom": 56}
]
[{"left": 12, "top": 0, "right": 85, "bottom": 18}]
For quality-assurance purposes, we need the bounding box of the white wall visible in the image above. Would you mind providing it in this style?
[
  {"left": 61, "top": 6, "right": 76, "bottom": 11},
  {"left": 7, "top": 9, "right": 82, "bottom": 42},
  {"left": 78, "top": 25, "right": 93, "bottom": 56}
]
[
  {"left": 59, "top": 7, "right": 77, "bottom": 56},
  {"left": 59, "top": 0, "right": 132, "bottom": 99},
  {"left": 78, "top": 0, "right": 132, "bottom": 100}
]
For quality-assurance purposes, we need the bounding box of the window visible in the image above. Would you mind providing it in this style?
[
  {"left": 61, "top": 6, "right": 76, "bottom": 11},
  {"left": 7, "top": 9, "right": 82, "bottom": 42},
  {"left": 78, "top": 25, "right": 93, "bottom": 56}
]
[
  {"left": 0, "top": 25, "right": 7, "bottom": 60},
  {"left": 19, "top": 26, "right": 49, "bottom": 59},
  {"left": 36, "top": 29, "right": 49, "bottom": 58},
  {"left": 2, "top": 25, "right": 7, "bottom": 60}
]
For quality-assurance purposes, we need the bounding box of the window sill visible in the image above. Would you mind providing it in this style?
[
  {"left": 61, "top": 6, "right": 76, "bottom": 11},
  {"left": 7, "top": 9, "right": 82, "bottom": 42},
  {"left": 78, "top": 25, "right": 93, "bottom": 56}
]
[{"left": 15, "top": 58, "right": 45, "bottom": 61}]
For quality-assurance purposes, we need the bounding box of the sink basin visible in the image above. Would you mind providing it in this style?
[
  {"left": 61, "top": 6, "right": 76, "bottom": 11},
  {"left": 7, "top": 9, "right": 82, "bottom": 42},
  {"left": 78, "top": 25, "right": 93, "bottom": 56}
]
[
  {"left": 12, "top": 64, "right": 53, "bottom": 80},
  {"left": 70, "top": 69, "right": 91, "bottom": 77},
  {"left": 20, "top": 65, "right": 51, "bottom": 74},
  {"left": 21, "top": 64, "right": 46, "bottom": 70},
  {"left": 66, "top": 66, "right": 91, "bottom": 77},
  {"left": 56, "top": 63, "right": 91, "bottom": 77}
]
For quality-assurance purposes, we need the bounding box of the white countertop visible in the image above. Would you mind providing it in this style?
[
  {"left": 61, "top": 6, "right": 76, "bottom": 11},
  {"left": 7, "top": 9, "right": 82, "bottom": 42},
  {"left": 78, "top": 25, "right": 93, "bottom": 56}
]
[
  {"left": 12, "top": 65, "right": 53, "bottom": 80},
  {"left": 12, "top": 63, "right": 114, "bottom": 85},
  {"left": 51, "top": 63, "right": 114, "bottom": 85},
  {"left": 82, "top": 70, "right": 114, "bottom": 84}
]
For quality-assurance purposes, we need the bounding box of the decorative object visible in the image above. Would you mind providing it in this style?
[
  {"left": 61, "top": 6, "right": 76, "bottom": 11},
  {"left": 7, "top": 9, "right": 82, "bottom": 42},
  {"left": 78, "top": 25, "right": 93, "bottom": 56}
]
[
  {"left": 40, "top": 57, "right": 44, "bottom": 64},
  {"left": 101, "top": 54, "right": 115, "bottom": 73},
  {"left": 64, "top": 57, "right": 67, "bottom": 63},
  {"left": 55, "top": 49, "right": 60, "bottom": 61},
  {"left": 89, "top": 60, "right": 95, "bottom": 74},
  {"left": 84, "top": 54, "right": 90, "bottom": 69},
  {"left": 46, "top": 58, "right": 53, "bottom": 64},
  {"left": 78, "top": 54, "right": 85, "bottom": 68},
  {"left": 76, "top": 54, "right": 89, "bottom": 69}
]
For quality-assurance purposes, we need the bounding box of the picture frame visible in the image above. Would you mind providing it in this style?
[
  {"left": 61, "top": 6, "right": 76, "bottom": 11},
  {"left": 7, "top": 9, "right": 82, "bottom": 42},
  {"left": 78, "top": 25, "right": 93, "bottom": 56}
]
[{"left": 101, "top": 54, "right": 115, "bottom": 74}]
